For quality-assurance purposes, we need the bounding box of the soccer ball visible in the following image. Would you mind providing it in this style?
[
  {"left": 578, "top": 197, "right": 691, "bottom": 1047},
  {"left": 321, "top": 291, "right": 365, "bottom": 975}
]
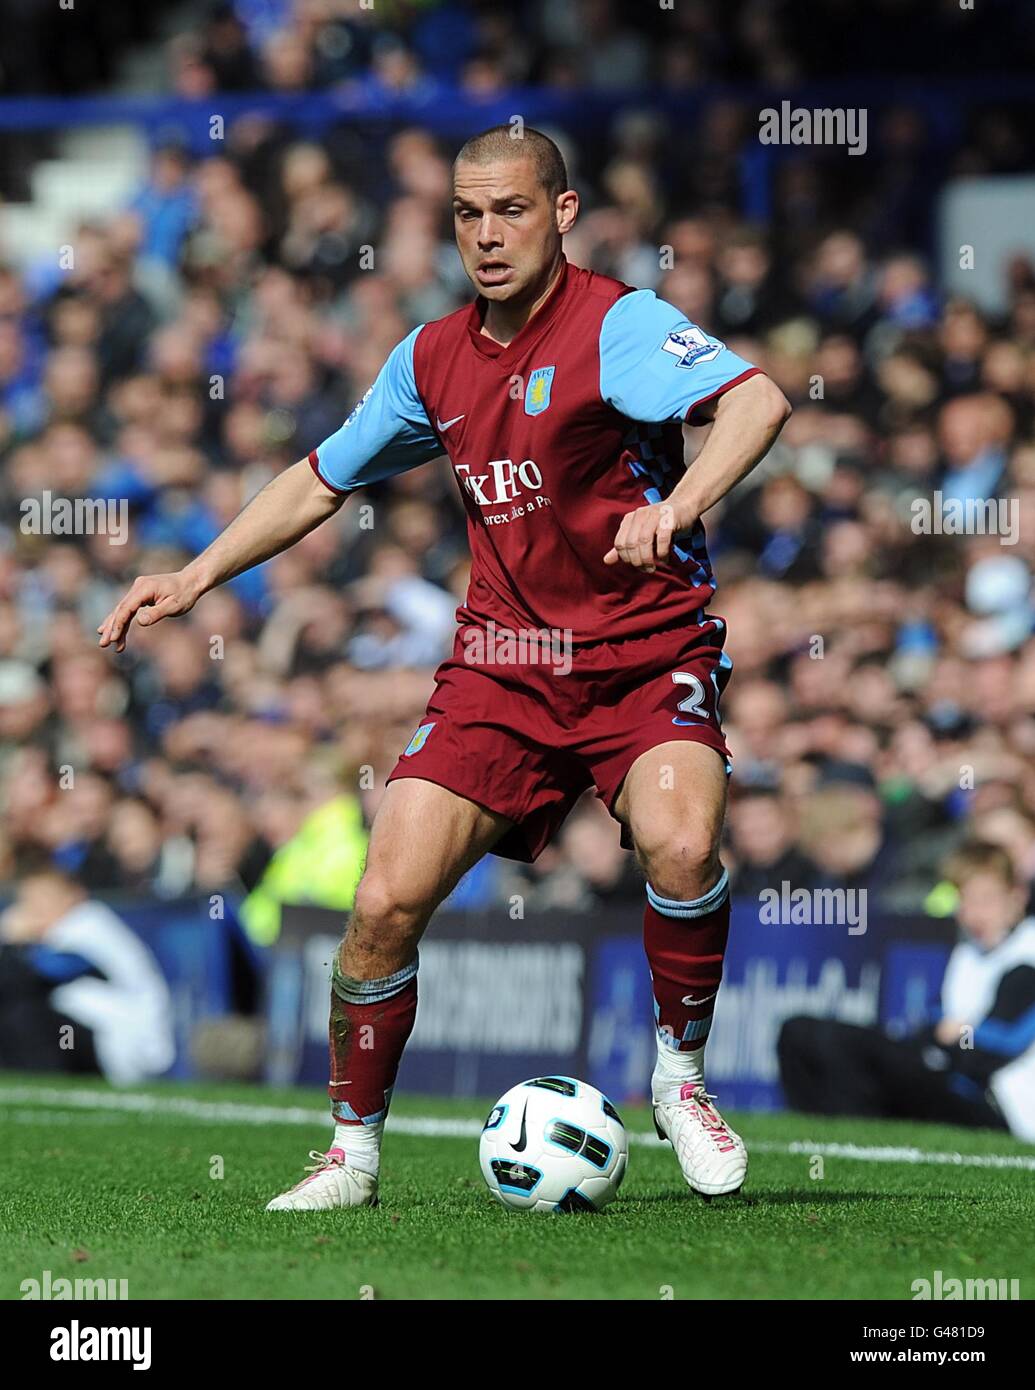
[{"left": 479, "top": 1076, "right": 628, "bottom": 1213}]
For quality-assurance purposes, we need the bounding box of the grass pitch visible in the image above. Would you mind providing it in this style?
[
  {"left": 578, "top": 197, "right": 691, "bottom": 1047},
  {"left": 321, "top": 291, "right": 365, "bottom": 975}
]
[{"left": 1, "top": 1073, "right": 1033, "bottom": 1301}]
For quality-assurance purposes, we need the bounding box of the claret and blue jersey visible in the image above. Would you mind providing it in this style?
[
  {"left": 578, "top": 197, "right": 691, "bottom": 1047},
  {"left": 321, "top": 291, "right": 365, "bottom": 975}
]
[{"left": 308, "top": 260, "right": 761, "bottom": 643}]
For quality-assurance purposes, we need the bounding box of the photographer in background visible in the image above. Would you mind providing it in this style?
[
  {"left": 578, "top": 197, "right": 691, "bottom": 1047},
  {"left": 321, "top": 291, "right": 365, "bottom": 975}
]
[{"left": 0, "top": 863, "right": 174, "bottom": 1083}]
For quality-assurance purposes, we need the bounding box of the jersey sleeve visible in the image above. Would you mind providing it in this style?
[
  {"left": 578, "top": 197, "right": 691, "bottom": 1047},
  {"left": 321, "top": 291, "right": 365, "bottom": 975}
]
[
  {"left": 599, "top": 289, "right": 761, "bottom": 425},
  {"left": 972, "top": 966, "right": 1035, "bottom": 1059},
  {"left": 308, "top": 326, "right": 442, "bottom": 494}
]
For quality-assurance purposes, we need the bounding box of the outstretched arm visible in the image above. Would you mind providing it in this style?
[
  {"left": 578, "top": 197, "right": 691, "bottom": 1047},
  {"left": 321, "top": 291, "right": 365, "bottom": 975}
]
[
  {"left": 98, "top": 459, "right": 343, "bottom": 652},
  {"left": 99, "top": 326, "right": 441, "bottom": 652}
]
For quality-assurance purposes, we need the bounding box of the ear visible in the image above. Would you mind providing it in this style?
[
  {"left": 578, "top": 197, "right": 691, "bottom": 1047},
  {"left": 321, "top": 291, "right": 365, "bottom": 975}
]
[{"left": 556, "top": 189, "right": 579, "bottom": 235}]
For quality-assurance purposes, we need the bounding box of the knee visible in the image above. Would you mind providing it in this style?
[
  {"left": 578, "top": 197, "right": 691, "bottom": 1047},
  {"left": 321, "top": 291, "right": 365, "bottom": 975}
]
[
  {"left": 350, "top": 872, "right": 428, "bottom": 950},
  {"left": 640, "top": 826, "right": 722, "bottom": 903}
]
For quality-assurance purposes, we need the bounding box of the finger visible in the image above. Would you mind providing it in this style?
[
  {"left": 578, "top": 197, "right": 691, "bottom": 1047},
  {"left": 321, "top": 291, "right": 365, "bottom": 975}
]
[
  {"left": 616, "top": 535, "right": 643, "bottom": 569},
  {"left": 613, "top": 536, "right": 650, "bottom": 570},
  {"left": 102, "top": 602, "right": 132, "bottom": 650},
  {"left": 655, "top": 505, "right": 676, "bottom": 562},
  {"left": 99, "top": 602, "right": 131, "bottom": 647},
  {"left": 106, "top": 595, "right": 142, "bottom": 648},
  {"left": 603, "top": 547, "right": 619, "bottom": 565},
  {"left": 112, "top": 609, "right": 138, "bottom": 652},
  {"left": 628, "top": 512, "right": 657, "bottom": 571},
  {"left": 607, "top": 514, "right": 634, "bottom": 566},
  {"left": 136, "top": 595, "right": 179, "bottom": 628},
  {"left": 106, "top": 583, "right": 156, "bottom": 649},
  {"left": 97, "top": 604, "right": 123, "bottom": 646}
]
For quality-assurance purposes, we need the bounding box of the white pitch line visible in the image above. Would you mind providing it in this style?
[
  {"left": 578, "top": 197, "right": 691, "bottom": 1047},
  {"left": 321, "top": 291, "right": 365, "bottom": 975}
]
[
  {"left": 1, "top": 1084, "right": 1033, "bottom": 1171},
  {"left": 752, "top": 1140, "right": 1035, "bottom": 1172},
  {"left": 0, "top": 1084, "right": 477, "bottom": 1134}
]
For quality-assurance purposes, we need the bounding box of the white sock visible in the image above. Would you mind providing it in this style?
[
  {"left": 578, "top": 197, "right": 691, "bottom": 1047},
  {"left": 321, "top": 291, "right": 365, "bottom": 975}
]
[
  {"left": 332, "top": 1120, "right": 384, "bottom": 1177},
  {"left": 652, "top": 1036, "right": 706, "bottom": 1104}
]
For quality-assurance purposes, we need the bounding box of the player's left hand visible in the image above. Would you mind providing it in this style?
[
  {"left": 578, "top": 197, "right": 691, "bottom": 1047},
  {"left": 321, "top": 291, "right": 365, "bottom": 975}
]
[{"left": 604, "top": 501, "right": 692, "bottom": 572}]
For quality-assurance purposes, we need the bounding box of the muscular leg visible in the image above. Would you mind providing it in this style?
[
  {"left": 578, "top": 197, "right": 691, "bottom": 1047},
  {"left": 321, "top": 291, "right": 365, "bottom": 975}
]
[
  {"left": 328, "top": 778, "right": 511, "bottom": 1157},
  {"left": 341, "top": 777, "right": 511, "bottom": 979},
  {"left": 616, "top": 740, "right": 727, "bottom": 900},
  {"left": 616, "top": 741, "right": 729, "bottom": 1096}
]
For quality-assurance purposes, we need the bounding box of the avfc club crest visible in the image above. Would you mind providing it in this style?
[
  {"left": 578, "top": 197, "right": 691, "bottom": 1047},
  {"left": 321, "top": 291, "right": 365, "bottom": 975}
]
[
  {"left": 661, "top": 327, "right": 723, "bottom": 369},
  {"left": 524, "top": 365, "right": 556, "bottom": 416},
  {"left": 403, "top": 721, "right": 436, "bottom": 756}
]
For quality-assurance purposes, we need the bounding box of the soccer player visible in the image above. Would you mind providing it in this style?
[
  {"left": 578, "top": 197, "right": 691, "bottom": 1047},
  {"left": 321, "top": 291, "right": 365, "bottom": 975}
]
[{"left": 99, "top": 126, "right": 791, "bottom": 1208}]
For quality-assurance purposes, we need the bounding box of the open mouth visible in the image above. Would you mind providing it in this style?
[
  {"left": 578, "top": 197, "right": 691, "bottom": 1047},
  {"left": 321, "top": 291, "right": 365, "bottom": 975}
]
[{"left": 476, "top": 261, "right": 513, "bottom": 286}]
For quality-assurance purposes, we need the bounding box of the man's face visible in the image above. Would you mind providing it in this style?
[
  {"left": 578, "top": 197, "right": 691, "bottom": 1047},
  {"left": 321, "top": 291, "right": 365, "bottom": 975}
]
[{"left": 452, "top": 155, "right": 576, "bottom": 304}]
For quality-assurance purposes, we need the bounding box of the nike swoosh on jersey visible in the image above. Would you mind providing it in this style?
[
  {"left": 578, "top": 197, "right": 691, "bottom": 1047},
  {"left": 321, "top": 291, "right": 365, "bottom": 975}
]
[
  {"left": 681, "top": 991, "right": 717, "bottom": 1006},
  {"left": 436, "top": 414, "right": 465, "bottom": 432}
]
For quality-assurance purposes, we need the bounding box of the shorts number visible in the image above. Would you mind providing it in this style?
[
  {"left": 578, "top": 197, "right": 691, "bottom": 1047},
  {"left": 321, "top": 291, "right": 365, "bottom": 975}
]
[{"left": 672, "top": 671, "right": 708, "bottom": 724}]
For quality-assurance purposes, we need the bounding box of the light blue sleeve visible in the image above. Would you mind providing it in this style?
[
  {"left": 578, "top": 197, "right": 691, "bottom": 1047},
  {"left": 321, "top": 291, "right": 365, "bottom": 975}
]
[
  {"left": 599, "top": 290, "right": 759, "bottom": 424},
  {"left": 309, "top": 326, "right": 442, "bottom": 493}
]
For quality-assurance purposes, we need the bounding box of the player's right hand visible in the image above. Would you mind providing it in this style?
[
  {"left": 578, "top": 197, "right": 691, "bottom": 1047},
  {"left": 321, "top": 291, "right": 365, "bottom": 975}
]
[
  {"left": 97, "top": 571, "right": 203, "bottom": 652},
  {"left": 603, "top": 501, "right": 680, "bottom": 573}
]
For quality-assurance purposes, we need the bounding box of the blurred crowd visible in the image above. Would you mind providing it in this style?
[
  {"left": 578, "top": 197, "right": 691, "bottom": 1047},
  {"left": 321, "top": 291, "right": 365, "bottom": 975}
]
[
  {"left": 0, "top": 0, "right": 1034, "bottom": 933},
  {"left": 157, "top": 0, "right": 1028, "bottom": 101},
  {"left": 6, "top": 1, "right": 1025, "bottom": 99}
]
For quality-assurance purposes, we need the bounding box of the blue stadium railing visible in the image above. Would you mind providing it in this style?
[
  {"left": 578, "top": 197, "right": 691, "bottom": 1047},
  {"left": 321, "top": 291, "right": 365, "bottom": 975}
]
[{"left": 8, "top": 78, "right": 1035, "bottom": 136}]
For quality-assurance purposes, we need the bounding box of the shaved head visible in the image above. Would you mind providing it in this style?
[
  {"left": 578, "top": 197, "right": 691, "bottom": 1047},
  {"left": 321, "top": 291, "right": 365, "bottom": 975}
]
[{"left": 454, "top": 125, "right": 569, "bottom": 201}]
